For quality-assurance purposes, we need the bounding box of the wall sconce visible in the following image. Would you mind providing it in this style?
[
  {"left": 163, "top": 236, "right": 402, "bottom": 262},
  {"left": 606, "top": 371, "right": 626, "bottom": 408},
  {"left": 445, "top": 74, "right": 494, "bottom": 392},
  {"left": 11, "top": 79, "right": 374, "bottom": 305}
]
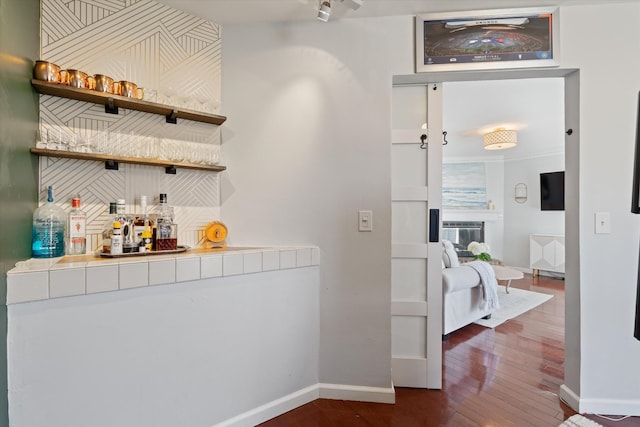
[
  {"left": 515, "top": 183, "right": 528, "bottom": 203},
  {"left": 484, "top": 128, "right": 517, "bottom": 150}
]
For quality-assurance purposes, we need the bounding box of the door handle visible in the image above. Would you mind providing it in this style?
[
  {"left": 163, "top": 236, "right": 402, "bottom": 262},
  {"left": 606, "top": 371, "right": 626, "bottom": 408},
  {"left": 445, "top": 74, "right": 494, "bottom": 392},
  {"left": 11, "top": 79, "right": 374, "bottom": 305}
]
[{"left": 429, "top": 209, "right": 439, "bottom": 242}]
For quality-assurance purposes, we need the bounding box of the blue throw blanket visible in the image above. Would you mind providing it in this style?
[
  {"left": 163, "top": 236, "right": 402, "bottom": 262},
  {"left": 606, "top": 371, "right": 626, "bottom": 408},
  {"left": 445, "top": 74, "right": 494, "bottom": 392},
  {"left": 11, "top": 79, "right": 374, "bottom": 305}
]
[{"left": 465, "top": 260, "right": 500, "bottom": 310}]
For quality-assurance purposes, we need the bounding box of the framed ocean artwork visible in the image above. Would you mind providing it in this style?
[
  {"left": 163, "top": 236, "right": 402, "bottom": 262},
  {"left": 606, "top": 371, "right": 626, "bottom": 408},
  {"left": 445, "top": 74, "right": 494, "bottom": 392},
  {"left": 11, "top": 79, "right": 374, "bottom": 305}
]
[{"left": 442, "top": 162, "right": 488, "bottom": 209}]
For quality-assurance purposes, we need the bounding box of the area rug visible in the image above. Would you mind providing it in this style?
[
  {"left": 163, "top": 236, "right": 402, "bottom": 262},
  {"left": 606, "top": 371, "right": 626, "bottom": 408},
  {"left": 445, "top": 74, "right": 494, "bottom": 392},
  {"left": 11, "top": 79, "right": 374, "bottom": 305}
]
[
  {"left": 473, "top": 285, "right": 553, "bottom": 328},
  {"left": 559, "top": 414, "right": 604, "bottom": 426}
]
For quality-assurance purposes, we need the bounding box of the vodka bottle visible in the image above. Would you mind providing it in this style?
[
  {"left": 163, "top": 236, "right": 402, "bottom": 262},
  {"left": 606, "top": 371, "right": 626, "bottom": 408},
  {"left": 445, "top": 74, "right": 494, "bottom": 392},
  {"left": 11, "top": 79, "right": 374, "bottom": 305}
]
[
  {"left": 66, "top": 196, "right": 86, "bottom": 255},
  {"left": 32, "top": 186, "right": 66, "bottom": 258}
]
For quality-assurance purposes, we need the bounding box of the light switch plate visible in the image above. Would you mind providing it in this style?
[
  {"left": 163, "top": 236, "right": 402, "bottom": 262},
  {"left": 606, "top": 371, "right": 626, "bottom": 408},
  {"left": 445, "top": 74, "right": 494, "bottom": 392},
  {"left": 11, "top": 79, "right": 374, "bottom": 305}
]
[
  {"left": 358, "top": 210, "right": 373, "bottom": 232},
  {"left": 595, "top": 212, "right": 610, "bottom": 234}
]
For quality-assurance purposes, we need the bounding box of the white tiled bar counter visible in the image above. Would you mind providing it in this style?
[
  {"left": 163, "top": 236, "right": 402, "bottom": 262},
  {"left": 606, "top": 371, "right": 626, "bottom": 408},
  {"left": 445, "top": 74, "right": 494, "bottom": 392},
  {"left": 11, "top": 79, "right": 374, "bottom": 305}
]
[
  {"left": 6, "top": 246, "right": 321, "bottom": 427},
  {"left": 7, "top": 246, "right": 319, "bottom": 304}
]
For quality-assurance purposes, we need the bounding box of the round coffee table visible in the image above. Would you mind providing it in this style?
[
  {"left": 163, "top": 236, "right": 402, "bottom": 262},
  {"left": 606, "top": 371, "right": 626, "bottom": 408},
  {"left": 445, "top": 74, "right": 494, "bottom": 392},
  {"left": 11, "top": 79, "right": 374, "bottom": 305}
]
[{"left": 492, "top": 265, "right": 524, "bottom": 293}]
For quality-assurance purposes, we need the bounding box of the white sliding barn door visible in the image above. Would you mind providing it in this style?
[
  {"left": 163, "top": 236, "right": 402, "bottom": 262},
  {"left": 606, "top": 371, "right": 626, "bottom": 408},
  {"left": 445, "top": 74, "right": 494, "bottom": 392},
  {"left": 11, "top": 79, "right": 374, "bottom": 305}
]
[{"left": 391, "top": 84, "right": 443, "bottom": 389}]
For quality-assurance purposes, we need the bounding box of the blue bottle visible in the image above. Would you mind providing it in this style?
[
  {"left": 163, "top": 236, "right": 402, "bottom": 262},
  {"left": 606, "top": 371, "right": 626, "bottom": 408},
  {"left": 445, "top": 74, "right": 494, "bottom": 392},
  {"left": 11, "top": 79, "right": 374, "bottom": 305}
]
[{"left": 32, "top": 186, "right": 66, "bottom": 258}]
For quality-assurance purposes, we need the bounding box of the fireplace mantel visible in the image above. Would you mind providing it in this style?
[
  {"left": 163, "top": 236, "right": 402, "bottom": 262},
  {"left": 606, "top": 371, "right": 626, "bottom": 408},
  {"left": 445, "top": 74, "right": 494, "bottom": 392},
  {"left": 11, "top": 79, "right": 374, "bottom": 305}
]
[{"left": 443, "top": 210, "right": 503, "bottom": 222}]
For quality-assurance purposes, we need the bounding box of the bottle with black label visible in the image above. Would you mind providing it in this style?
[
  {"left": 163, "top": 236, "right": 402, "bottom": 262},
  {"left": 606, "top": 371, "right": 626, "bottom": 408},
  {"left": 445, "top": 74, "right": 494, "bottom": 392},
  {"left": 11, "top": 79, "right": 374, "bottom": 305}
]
[
  {"left": 101, "top": 202, "right": 118, "bottom": 254},
  {"left": 153, "top": 193, "right": 177, "bottom": 251}
]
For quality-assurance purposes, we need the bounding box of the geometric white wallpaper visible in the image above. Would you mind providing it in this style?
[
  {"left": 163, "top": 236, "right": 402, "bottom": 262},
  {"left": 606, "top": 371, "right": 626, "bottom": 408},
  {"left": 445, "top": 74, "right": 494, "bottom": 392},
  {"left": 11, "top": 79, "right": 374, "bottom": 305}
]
[{"left": 38, "top": 0, "right": 223, "bottom": 250}]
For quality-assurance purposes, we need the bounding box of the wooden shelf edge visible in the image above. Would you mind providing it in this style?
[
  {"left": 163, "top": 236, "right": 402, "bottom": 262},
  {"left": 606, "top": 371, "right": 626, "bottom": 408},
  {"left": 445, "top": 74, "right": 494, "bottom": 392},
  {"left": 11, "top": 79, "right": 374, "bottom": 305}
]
[
  {"left": 30, "top": 147, "right": 226, "bottom": 172},
  {"left": 31, "top": 79, "right": 227, "bottom": 126}
]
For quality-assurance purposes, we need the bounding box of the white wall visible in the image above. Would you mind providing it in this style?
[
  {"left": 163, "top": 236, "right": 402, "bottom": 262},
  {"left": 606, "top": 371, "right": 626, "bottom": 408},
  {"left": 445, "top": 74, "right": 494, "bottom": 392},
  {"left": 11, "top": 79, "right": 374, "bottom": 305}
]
[
  {"left": 561, "top": 4, "right": 640, "bottom": 413},
  {"left": 503, "top": 154, "right": 565, "bottom": 269},
  {"left": 221, "top": 17, "right": 414, "bottom": 390},
  {"left": 221, "top": 2, "right": 640, "bottom": 416},
  {"left": 8, "top": 268, "right": 319, "bottom": 427}
]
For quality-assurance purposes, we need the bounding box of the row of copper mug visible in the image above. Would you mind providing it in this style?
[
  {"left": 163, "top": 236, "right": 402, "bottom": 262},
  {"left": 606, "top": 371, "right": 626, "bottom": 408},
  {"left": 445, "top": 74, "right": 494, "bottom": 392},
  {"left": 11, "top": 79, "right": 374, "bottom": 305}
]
[{"left": 33, "top": 60, "right": 145, "bottom": 99}]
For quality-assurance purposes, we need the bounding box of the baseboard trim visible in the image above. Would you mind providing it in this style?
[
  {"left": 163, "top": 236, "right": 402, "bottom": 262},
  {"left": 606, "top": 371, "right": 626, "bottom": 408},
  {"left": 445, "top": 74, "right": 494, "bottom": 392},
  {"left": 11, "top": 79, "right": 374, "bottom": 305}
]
[
  {"left": 215, "top": 382, "right": 396, "bottom": 426},
  {"left": 559, "top": 384, "right": 580, "bottom": 412},
  {"left": 319, "top": 382, "right": 396, "bottom": 404},
  {"left": 214, "top": 384, "right": 319, "bottom": 427},
  {"left": 560, "top": 384, "right": 640, "bottom": 416}
]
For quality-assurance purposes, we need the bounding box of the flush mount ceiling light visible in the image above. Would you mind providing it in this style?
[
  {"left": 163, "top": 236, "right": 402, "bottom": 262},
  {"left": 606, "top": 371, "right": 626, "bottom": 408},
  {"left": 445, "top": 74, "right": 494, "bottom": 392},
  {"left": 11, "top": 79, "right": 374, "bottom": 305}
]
[
  {"left": 483, "top": 128, "right": 517, "bottom": 150},
  {"left": 317, "top": 0, "right": 331, "bottom": 21},
  {"left": 343, "top": 0, "right": 363, "bottom": 10}
]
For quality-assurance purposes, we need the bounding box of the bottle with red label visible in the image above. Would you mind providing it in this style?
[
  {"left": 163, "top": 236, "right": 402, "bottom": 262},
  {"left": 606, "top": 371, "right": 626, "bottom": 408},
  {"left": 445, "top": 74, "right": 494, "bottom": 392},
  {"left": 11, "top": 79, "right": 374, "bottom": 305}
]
[{"left": 66, "top": 195, "right": 86, "bottom": 255}]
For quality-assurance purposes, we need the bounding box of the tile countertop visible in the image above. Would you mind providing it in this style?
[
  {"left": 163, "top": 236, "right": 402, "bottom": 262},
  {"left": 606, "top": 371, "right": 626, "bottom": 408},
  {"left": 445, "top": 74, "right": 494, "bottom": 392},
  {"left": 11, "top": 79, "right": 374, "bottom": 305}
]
[{"left": 6, "top": 246, "right": 320, "bottom": 305}]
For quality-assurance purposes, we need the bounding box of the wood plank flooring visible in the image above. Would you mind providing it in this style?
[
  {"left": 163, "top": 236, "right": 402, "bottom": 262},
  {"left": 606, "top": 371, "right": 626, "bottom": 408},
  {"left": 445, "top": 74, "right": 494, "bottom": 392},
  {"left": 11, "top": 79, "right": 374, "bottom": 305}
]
[{"left": 259, "top": 274, "right": 640, "bottom": 426}]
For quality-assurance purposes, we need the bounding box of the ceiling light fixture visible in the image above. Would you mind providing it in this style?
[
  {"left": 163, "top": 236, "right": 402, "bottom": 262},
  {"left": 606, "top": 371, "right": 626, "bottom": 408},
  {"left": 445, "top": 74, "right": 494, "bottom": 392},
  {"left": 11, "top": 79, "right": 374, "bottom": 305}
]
[
  {"left": 317, "top": 0, "right": 331, "bottom": 22},
  {"left": 483, "top": 128, "right": 517, "bottom": 150},
  {"left": 343, "top": 0, "right": 363, "bottom": 10}
]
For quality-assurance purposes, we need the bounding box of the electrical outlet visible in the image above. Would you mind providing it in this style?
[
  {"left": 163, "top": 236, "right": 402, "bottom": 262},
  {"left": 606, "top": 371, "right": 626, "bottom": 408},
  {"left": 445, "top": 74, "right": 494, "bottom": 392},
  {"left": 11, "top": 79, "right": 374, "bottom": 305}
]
[{"left": 358, "top": 210, "right": 373, "bottom": 232}]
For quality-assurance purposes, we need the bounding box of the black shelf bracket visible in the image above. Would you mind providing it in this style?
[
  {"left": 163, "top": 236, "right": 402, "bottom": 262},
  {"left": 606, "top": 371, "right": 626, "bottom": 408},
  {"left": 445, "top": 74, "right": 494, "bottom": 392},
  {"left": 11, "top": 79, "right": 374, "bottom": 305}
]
[
  {"left": 165, "top": 165, "right": 177, "bottom": 174},
  {"left": 105, "top": 159, "right": 119, "bottom": 170},
  {"left": 105, "top": 97, "right": 118, "bottom": 114},
  {"left": 166, "top": 110, "right": 178, "bottom": 124}
]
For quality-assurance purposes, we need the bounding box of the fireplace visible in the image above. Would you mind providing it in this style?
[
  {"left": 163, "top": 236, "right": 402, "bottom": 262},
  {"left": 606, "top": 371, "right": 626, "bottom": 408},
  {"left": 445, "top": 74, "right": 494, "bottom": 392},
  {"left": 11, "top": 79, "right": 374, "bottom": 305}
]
[{"left": 442, "top": 221, "right": 485, "bottom": 256}]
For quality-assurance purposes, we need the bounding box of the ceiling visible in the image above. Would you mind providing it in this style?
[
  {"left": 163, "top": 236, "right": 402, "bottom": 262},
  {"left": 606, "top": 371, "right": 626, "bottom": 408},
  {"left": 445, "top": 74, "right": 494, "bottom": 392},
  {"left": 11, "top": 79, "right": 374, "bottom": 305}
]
[
  {"left": 155, "top": 0, "right": 637, "bottom": 25},
  {"left": 442, "top": 77, "right": 565, "bottom": 161}
]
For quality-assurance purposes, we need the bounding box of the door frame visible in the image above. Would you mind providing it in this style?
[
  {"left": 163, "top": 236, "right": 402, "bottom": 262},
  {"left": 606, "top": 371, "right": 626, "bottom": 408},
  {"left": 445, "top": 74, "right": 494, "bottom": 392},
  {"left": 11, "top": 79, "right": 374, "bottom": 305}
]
[{"left": 392, "top": 67, "right": 581, "bottom": 405}]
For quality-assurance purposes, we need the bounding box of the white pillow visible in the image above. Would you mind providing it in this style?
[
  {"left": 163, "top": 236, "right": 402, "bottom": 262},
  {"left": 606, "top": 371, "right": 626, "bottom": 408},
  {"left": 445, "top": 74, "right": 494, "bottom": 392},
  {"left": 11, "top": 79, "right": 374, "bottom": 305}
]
[{"left": 442, "top": 240, "right": 460, "bottom": 268}]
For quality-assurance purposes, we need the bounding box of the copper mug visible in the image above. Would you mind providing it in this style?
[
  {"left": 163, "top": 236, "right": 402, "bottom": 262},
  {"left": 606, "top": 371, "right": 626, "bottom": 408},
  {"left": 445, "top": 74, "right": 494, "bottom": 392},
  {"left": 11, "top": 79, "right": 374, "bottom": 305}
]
[
  {"left": 61, "top": 69, "right": 88, "bottom": 88},
  {"left": 88, "top": 74, "right": 114, "bottom": 93},
  {"left": 115, "top": 80, "right": 144, "bottom": 99},
  {"left": 33, "top": 60, "right": 61, "bottom": 83}
]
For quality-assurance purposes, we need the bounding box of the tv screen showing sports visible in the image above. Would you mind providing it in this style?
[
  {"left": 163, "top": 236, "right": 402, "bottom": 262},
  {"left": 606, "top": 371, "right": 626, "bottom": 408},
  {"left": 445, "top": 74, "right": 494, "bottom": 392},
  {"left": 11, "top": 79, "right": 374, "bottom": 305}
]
[
  {"left": 415, "top": 8, "right": 558, "bottom": 72},
  {"left": 540, "top": 171, "right": 564, "bottom": 211}
]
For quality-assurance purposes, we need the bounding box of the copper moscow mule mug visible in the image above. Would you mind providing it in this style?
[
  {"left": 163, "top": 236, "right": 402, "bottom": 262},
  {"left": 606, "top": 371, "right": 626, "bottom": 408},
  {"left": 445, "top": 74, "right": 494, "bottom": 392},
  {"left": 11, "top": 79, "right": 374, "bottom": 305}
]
[
  {"left": 61, "top": 69, "right": 89, "bottom": 88},
  {"left": 33, "top": 60, "right": 61, "bottom": 83},
  {"left": 90, "top": 74, "right": 114, "bottom": 93}
]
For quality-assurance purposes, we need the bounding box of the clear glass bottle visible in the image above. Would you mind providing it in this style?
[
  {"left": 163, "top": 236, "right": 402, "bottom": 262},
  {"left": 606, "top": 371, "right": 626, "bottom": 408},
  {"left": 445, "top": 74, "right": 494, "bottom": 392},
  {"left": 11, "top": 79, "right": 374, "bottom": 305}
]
[
  {"left": 133, "top": 195, "right": 154, "bottom": 245},
  {"left": 115, "top": 198, "right": 136, "bottom": 253},
  {"left": 153, "top": 193, "right": 177, "bottom": 251},
  {"left": 101, "top": 202, "right": 118, "bottom": 253},
  {"left": 32, "top": 185, "right": 66, "bottom": 258},
  {"left": 66, "top": 196, "right": 86, "bottom": 255},
  {"left": 110, "top": 221, "right": 123, "bottom": 255}
]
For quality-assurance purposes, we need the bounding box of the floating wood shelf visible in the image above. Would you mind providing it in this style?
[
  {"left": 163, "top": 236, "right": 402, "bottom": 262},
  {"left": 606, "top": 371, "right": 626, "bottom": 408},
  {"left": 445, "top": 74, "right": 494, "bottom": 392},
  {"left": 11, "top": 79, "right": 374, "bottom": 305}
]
[
  {"left": 31, "top": 79, "right": 227, "bottom": 125},
  {"left": 31, "top": 148, "right": 226, "bottom": 173}
]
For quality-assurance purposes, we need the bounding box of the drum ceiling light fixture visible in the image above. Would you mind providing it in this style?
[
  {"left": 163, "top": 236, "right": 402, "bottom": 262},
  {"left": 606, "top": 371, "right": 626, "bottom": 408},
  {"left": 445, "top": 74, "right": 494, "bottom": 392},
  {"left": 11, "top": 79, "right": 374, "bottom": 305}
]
[{"left": 484, "top": 128, "right": 517, "bottom": 150}]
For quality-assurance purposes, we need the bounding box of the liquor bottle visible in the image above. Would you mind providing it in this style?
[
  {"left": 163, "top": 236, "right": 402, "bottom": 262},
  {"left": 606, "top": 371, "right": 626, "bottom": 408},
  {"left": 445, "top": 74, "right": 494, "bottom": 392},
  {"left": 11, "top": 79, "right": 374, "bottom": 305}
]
[
  {"left": 32, "top": 185, "right": 66, "bottom": 258},
  {"left": 110, "top": 222, "right": 123, "bottom": 255},
  {"left": 153, "top": 193, "right": 177, "bottom": 251},
  {"left": 115, "top": 198, "right": 136, "bottom": 253},
  {"left": 66, "top": 196, "right": 86, "bottom": 255},
  {"left": 101, "top": 202, "right": 118, "bottom": 253},
  {"left": 133, "top": 195, "right": 154, "bottom": 252},
  {"left": 133, "top": 195, "right": 153, "bottom": 244}
]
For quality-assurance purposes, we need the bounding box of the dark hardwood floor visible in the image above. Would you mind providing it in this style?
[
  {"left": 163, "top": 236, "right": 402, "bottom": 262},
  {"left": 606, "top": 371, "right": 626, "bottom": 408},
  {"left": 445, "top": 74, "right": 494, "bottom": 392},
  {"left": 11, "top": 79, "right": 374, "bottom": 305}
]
[{"left": 259, "top": 274, "right": 640, "bottom": 427}]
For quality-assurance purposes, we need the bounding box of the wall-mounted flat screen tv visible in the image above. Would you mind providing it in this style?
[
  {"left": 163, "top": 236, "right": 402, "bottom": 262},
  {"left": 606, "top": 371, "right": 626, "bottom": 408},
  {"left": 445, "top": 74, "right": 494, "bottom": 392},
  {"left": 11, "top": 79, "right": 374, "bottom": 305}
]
[
  {"left": 415, "top": 7, "right": 559, "bottom": 73},
  {"left": 540, "top": 171, "right": 564, "bottom": 211}
]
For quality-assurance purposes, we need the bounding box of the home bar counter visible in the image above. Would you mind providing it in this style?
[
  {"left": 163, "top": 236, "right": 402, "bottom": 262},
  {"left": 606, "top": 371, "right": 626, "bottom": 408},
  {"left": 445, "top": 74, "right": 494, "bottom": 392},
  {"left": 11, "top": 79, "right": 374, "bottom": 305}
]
[{"left": 6, "top": 246, "right": 321, "bottom": 427}]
